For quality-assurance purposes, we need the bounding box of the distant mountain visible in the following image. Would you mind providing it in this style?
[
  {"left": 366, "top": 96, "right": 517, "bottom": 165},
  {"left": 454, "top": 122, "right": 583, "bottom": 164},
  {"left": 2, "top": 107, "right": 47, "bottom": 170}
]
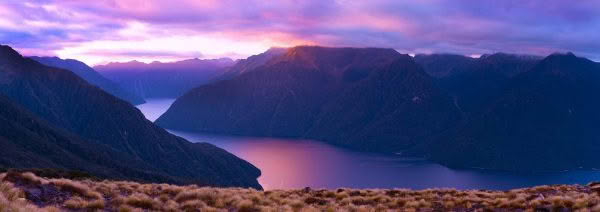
[
  {"left": 156, "top": 46, "right": 461, "bottom": 153},
  {"left": 218, "top": 47, "right": 287, "bottom": 80},
  {"left": 95, "top": 58, "right": 235, "bottom": 98},
  {"left": 0, "top": 45, "right": 261, "bottom": 188},
  {"left": 414, "top": 54, "right": 475, "bottom": 78},
  {"left": 430, "top": 53, "right": 600, "bottom": 171},
  {"left": 30, "top": 56, "right": 145, "bottom": 105},
  {"left": 417, "top": 53, "right": 542, "bottom": 115}
]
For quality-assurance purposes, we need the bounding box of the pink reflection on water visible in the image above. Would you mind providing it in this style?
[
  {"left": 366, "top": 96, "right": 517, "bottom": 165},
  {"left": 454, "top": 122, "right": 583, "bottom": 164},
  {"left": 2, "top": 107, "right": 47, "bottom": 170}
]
[
  {"left": 140, "top": 99, "right": 600, "bottom": 191},
  {"left": 226, "top": 139, "right": 348, "bottom": 189}
]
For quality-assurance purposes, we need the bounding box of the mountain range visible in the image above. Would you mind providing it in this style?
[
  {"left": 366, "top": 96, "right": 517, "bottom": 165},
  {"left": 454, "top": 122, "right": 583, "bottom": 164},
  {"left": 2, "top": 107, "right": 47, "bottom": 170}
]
[
  {"left": 95, "top": 58, "right": 235, "bottom": 98},
  {"left": 416, "top": 53, "right": 542, "bottom": 115},
  {"left": 157, "top": 46, "right": 600, "bottom": 171},
  {"left": 4, "top": 42, "right": 600, "bottom": 176},
  {"left": 0, "top": 45, "right": 261, "bottom": 188},
  {"left": 156, "top": 46, "right": 461, "bottom": 153},
  {"left": 29, "top": 56, "right": 146, "bottom": 105},
  {"left": 429, "top": 53, "right": 600, "bottom": 171}
]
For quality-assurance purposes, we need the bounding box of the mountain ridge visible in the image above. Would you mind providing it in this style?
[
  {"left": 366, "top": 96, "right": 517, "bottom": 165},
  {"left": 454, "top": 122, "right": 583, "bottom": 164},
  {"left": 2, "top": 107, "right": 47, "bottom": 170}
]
[
  {"left": 156, "top": 46, "right": 461, "bottom": 153},
  {"left": 29, "top": 56, "right": 146, "bottom": 105},
  {"left": 94, "top": 57, "right": 235, "bottom": 98},
  {"left": 429, "top": 52, "right": 600, "bottom": 171},
  {"left": 0, "top": 45, "right": 262, "bottom": 188}
]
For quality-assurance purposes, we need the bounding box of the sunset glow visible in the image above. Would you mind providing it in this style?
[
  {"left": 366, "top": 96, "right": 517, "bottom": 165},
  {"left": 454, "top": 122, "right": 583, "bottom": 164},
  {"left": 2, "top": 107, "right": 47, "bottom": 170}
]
[{"left": 1, "top": 0, "right": 599, "bottom": 65}]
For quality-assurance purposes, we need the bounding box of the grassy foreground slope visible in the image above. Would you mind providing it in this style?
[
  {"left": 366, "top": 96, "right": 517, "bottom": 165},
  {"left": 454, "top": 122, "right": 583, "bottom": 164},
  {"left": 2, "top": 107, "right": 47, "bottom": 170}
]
[{"left": 2, "top": 172, "right": 600, "bottom": 211}]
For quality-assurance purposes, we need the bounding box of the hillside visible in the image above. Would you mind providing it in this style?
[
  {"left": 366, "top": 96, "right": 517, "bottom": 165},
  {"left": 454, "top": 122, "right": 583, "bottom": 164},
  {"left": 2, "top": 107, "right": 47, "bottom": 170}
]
[
  {"left": 430, "top": 53, "right": 600, "bottom": 171},
  {"left": 29, "top": 56, "right": 145, "bottom": 105},
  {"left": 0, "top": 94, "right": 170, "bottom": 182},
  {"left": 0, "top": 45, "right": 261, "bottom": 189},
  {"left": 156, "top": 46, "right": 461, "bottom": 153},
  {"left": 417, "top": 53, "right": 541, "bottom": 115},
  {"left": 218, "top": 47, "right": 287, "bottom": 80},
  {"left": 2, "top": 172, "right": 600, "bottom": 211}
]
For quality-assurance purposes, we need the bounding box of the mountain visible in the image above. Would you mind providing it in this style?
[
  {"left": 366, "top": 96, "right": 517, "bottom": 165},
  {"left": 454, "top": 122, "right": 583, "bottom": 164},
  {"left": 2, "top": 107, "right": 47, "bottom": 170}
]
[
  {"left": 218, "top": 47, "right": 287, "bottom": 80},
  {"left": 418, "top": 53, "right": 541, "bottom": 115},
  {"left": 156, "top": 46, "right": 461, "bottom": 153},
  {"left": 0, "top": 93, "right": 171, "bottom": 181},
  {"left": 414, "top": 53, "right": 476, "bottom": 78},
  {"left": 29, "top": 56, "right": 145, "bottom": 105},
  {"left": 0, "top": 45, "right": 261, "bottom": 188},
  {"left": 95, "top": 58, "right": 235, "bottom": 98},
  {"left": 429, "top": 53, "right": 600, "bottom": 171}
]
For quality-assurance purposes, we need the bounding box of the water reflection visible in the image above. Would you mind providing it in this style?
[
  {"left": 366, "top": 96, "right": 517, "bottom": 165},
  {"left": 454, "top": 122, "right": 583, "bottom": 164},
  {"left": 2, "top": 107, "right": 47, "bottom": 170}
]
[
  {"left": 139, "top": 99, "right": 600, "bottom": 190},
  {"left": 135, "top": 99, "right": 175, "bottom": 121},
  {"left": 168, "top": 130, "right": 600, "bottom": 190}
]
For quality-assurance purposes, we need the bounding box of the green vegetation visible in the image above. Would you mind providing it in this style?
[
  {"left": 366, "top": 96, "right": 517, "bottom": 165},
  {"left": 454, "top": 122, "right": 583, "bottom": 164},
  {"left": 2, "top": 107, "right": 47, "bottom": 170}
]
[{"left": 2, "top": 172, "right": 600, "bottom": 211}]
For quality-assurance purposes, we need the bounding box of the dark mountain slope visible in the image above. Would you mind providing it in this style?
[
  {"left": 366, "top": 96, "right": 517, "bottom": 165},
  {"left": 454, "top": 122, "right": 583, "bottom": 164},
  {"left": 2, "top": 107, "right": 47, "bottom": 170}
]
[
  {"left": 306, "top": 57, "right": 461, "bottom": 152},
  {"left": 414, "top": 54, "right": 475, "bottom": 78},
  {"left": 156, "top": 46, "right": 402, "bottom": 136},
  {"left": 0, "top": 45, "right": 261, "bottom": 188},
  {"left": 219, "top": 47, "right": 287, "bottom": 80},
  {"left": 157, "top": 46, "right": 461, "bottom": 153},
  {"left": 30, "top": 56, "right": 145, "bottom": 105},
  {"left": 429, "top": 53, "right": 600, "bottom": 171},
  {"left": 95, "top": 58, "right": 235, "bottom": 98},
  {"left": 0, "top": 94, "right": 174, "bottom": 182},
  {"left": 435, "top": 53, "right": 541, "bottom": 115}
]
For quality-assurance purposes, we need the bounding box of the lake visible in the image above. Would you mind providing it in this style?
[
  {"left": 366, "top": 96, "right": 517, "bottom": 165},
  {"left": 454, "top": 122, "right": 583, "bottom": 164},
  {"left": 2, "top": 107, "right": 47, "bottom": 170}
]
[{"left": 138, "top": 98, "right": 600, "bottom": 190}]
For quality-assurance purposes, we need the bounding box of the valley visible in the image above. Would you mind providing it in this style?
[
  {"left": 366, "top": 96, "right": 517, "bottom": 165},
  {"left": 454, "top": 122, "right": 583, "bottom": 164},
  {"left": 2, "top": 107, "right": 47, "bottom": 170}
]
[{"left": 1, "top": 1, "right": 599, "bottom": 210}]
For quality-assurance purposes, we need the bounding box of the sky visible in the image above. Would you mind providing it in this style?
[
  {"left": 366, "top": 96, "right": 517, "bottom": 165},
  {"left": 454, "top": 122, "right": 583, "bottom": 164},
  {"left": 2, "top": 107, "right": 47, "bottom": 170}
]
[{"left": 0, "top": 0, "right": 599, "bottom": 65}]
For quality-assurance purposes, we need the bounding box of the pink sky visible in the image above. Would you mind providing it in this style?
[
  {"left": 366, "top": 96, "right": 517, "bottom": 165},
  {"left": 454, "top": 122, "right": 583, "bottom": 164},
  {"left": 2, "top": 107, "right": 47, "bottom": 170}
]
[{"left": 1, "top": 0, "right": 599, "bottom": 65}]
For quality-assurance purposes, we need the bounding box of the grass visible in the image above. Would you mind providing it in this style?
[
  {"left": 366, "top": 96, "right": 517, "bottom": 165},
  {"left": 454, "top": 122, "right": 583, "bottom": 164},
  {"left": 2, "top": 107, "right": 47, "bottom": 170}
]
[{"left": 2, "top": 172, "right": 600, "bottom": 211}]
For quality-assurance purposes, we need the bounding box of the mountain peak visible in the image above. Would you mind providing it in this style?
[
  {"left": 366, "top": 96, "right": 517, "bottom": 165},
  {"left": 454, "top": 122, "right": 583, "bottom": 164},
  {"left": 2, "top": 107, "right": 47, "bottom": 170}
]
[
  {"left": 479, "top": 52, "right": 542, "bottom": 61},
  {"left": 543, "top": 52, "right": 582, "bottom": 63},
  {"left": 280, "top": 46, "right": 403, "bottom": 61},
  {"left": 547, "top": 52, "right": 577, "bottom": 59},
  {"left": 480, "top": 52, "right": 509, "bottom": 58},
  {"left": 266, "top": 47, "right": 287, "bottom": 53},
  {"left": 269, "top": 46, "right": 405, "bottom": 74},
  {"left": 528, "top": 51, "right": 598, "bottom": 78},
  {"left": 0, "top": 45, "right": 24, "bottom": 61}
]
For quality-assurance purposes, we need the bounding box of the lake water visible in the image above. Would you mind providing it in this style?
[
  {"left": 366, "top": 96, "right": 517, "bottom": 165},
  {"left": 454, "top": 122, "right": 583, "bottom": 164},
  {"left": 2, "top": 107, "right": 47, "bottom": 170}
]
[
  {"left": 138, "top": 99, "right": 600, "bottom": 190},
  {"left": 135, "top": 98, "right": 176, "bottom": 122}
]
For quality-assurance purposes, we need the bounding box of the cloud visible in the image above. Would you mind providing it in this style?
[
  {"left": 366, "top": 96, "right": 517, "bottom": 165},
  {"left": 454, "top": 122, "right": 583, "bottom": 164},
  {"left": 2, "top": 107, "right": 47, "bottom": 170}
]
[{"left": 0, "top": 0, "right": 598, "bottom": 65}]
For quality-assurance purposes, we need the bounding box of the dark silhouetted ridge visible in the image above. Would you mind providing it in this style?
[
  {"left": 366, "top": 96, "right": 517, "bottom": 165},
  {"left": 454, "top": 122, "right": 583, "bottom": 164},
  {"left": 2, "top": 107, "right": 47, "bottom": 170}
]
[
  {"left": 0, "top": 45, "right": 261, "bottom": 188},
  {"left": 428, "top": 52, "right": 542, "bottom": 115},
  {"left": 429, "top": 52, "right": 600, "bottom": 171},
  {"left": 414, "top": 53, "right": 476, "bottom": 78},
  {"left": 157, "top": 46, "right": 461, "bottom": 153},
  {"left": 30, "top": 56, "right": 145, "bottom": 105}
]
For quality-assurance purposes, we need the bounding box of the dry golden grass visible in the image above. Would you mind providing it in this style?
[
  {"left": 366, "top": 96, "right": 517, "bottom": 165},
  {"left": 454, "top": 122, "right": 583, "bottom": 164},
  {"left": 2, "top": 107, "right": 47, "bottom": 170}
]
[{"left": 2, "top": 172, "right": 600, "bottom": 211}]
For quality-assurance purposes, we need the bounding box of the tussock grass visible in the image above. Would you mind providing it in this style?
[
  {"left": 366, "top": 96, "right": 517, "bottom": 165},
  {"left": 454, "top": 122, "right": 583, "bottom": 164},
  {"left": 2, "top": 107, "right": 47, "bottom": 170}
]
[
  {"left": 50, "top": 178, "right": 103, "bottom": 199},
  {"left": 64, "top": 196, "right": 105, "bottom": 210},
  {"left": 2, "top": 172, "right": 600, "bottom": 211}
]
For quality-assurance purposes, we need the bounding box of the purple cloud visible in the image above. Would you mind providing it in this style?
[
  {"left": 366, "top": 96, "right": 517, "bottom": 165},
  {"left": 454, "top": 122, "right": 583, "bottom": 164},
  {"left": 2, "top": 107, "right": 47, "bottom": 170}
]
[{"left": 0, "top": 0, "right": 598, "bottom": 65}]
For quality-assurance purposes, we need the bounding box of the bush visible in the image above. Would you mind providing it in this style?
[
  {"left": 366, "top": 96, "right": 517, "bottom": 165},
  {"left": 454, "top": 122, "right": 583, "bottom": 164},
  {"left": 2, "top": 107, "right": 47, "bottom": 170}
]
[{"left": 3, "top": 172, "right": 600, "bottom": 211}]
